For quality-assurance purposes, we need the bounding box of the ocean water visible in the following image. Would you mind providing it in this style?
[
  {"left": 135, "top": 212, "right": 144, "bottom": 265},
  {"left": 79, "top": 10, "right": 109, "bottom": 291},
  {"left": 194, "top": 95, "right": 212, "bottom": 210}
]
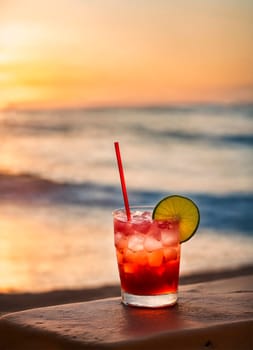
[{"left": 0, "top": 105, "right": 253, "bottom": 292}]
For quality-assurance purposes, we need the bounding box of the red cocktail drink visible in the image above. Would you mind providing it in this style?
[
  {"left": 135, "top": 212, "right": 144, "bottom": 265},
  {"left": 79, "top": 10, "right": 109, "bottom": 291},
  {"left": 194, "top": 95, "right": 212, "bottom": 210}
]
[{"left": 113, "top": 207, "right": 180, "bottom": 307}]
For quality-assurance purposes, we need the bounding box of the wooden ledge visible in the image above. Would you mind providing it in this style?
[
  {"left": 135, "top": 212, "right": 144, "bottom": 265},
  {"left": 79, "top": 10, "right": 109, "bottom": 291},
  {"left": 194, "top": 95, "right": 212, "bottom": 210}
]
[{"left": 0, "top": 275, "right": 253, "bottom": 349}]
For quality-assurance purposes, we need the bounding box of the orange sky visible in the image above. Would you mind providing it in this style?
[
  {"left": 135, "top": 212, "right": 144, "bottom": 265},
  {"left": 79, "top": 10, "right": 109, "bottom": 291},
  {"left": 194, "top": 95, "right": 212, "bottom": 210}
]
[{"left": 0, "top": 0, "right": 253, "bottom": 110}]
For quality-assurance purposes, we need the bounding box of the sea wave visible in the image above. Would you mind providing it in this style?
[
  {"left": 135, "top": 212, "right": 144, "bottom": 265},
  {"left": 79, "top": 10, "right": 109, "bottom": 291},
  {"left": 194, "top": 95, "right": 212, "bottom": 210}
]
[
  {"left": 1, "top": 172, "right": 252, "bottom": 235},
  {"left": 1, "top": 119, "right": 76, "bottom": 135},
  {"left": 1, "top": 105, "right": 252, "bottom": 147},
  {"left": 135, "top": 127, "right": 253, "bottom": 147}
]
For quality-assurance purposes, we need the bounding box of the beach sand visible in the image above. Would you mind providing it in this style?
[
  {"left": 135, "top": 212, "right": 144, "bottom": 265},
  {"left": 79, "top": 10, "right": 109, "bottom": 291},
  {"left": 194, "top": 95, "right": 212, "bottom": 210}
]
[{"left": 1, "top": 264, "right": 252, "bottom": 317}]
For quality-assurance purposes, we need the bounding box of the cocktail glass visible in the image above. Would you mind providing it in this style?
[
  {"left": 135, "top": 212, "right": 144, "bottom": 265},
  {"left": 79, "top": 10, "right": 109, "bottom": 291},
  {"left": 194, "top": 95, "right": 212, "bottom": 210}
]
[{"left": 113, "top": 206, "right": 180, "bottom": 308}]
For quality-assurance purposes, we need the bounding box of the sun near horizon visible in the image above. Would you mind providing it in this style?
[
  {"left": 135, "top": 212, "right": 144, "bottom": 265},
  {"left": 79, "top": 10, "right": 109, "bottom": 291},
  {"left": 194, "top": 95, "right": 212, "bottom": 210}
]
[{"left": 0, "top": 0, "right": 253, "bottom": 111}]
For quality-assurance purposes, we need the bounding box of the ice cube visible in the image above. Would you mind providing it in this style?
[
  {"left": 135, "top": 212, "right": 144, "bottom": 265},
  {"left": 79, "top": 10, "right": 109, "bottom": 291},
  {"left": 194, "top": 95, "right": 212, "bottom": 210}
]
[
  {"left": 131, "top": 211, "right": 144, "bottom": 222},
  {"left": 156, "top": 220, "right": 170, "bottom": 229},
  {"left": 135, "top": 250, "right": 148, "bottom": 266},
  {"left": 124, "top": 248, "right": 136, "bottom": 263},
  {"left": 114, "top": 214, "right": 133, "bottom": 235},
  {"left": 116, "top": 250, "right": 124, "bottom": 264},
  {"left": 128, "top": 234, "right": 145, "bottom": 252},
  {"left": 125, "top": 249, "right": 148, "bottom": 266},
  {"left": 141, "top": 211, "right": 152, "bottom": 219},
  {"left": 144, "top": 235, "right": 163, "bottom": 251},
  {"left": 114, "top": 232, "right": 128, "bottom": 250},
  {"left": 132, "top": 210, "right": 151, "bottom": 221},
  {"left": 132, "top": 220, "right": 152, "bottom": 234},
  {"left": 148, "top": 249, "right": 164, "bottom": 267},
  {"left": 123, "top": 262, "right": 138, "bottom": 274},
  {"left": 147, "top": 222, "right": 161, "bottom": 240},
  {"left": 132, "top": 210, "right": 143, "bottom": 217},
  {"left": 163, "top": 247, "right": 178, "bottom": 261},
  {"left": 161, "top": 230, "right": 178, "bottom": 246}
]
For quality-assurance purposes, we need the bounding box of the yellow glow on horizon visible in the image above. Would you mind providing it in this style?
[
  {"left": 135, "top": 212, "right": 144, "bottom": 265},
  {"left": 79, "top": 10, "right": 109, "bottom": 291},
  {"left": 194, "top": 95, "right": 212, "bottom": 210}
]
[{"left": 0, "top": 1, "right": 253, "bottom": 109}]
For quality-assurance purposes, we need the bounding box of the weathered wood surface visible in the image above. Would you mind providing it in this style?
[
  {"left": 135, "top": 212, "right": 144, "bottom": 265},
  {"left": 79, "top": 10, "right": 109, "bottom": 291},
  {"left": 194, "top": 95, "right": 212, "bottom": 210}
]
[{"left": 0, "top": 275, "right": 252, "bottom": 349}]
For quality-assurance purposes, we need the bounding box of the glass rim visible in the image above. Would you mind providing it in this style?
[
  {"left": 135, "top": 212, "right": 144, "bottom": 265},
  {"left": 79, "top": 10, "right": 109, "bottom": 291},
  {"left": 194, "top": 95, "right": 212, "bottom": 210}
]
[
  {"left": 112, "top": 206, "right": 154, "bottom": 216},
  {"left": 112, "top": 206, "right": 180, "bottom": 224}
]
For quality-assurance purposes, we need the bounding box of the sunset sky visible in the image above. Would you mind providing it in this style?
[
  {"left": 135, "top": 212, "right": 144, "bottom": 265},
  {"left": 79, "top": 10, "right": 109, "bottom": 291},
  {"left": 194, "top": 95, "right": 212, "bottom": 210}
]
[{"left": 0, "top": 0, "right": 253, "bottom": 110}]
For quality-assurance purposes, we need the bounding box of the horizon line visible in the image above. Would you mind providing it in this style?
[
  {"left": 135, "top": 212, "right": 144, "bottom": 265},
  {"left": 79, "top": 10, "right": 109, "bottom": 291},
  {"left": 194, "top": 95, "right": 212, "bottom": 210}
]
[{"left": 1, "top": 101, "right": 253, "bottom": 113}]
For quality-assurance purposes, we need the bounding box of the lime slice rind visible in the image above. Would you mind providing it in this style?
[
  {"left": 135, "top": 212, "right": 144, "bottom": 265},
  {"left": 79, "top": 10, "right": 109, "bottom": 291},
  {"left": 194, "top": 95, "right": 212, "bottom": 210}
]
[{"left": 152, "top": 195, "right": 200, "bottom": 243}]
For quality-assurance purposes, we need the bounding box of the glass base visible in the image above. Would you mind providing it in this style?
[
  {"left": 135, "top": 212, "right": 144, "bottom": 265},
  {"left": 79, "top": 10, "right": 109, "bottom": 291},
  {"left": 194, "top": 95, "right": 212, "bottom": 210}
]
[{"left": 121, "top": 291, "right": 178, "bottom": 308}]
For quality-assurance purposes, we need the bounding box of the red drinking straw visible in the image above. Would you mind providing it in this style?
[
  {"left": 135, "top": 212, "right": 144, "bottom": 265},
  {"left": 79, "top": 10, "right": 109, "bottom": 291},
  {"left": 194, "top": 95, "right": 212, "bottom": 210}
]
[{"left": 114, "top": 141, "right": 131, "bottom": 221}]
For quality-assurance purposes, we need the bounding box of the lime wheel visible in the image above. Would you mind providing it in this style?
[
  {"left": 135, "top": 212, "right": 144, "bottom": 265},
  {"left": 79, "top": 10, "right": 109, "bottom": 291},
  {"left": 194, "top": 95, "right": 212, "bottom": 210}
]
[{"left": 152, "top": 195, "right": 200, "bottom": 243}]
